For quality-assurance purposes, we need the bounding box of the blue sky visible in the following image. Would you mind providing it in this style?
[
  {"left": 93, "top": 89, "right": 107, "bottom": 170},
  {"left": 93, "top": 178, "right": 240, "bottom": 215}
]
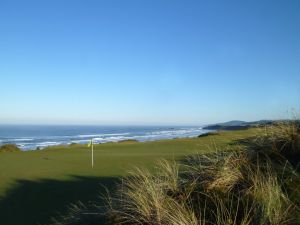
[{"left": 0, "top": 0, "right": 299, "bottom": 125}]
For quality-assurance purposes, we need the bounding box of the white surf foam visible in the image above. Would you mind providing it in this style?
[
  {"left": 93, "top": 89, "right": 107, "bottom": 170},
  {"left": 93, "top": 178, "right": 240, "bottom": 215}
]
[
  {"left": 77, "top": 133, "right": 130, "bottom": 138},
  {"left": 36, "top": 141, "right": 62, "bottom": 147},
  {"left": 7, "top": 138, "right": 34, "bottom": 142}
]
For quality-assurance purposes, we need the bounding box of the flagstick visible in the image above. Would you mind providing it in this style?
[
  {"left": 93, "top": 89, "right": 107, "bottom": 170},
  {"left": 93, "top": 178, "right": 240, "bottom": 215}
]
[{"left": 91, "top": 138, "right": 94, "bottom": 168}]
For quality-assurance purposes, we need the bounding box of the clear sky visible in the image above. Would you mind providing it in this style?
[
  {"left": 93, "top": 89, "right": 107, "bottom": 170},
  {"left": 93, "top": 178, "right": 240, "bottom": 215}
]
[{"left": 0, "top": 0, "right": 299, "bottom": 125}]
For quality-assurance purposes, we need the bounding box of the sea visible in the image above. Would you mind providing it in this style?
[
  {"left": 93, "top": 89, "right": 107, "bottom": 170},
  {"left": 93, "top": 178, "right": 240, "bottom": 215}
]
[{"left": 0, "top": 125, "right": 209, "bottom": 151}]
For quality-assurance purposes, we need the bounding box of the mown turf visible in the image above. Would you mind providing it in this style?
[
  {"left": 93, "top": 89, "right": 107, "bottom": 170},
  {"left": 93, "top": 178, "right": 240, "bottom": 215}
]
[{"left": 0, "top": 128, "right": 258, "bottom": 225}]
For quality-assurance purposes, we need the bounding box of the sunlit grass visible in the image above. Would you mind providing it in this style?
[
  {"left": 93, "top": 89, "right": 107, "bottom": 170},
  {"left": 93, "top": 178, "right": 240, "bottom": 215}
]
[{"left": 102, "top": 121, "right": 300, "bottom": 225}]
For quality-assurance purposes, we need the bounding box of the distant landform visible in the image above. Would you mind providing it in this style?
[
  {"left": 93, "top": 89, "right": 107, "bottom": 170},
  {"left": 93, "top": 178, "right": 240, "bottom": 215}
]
[{"left": 203, "top": 120, "right": 273, "bottom": 131}]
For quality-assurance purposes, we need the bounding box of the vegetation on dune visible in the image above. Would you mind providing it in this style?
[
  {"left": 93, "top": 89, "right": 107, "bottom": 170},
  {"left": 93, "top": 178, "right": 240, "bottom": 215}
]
[
  {"left": 53, "top": 121, "right": 300, "bottom": 225},
  {"left": 197, "top": 132, "right": 218, "bottom": 138},
  {"left": 0, "top": 144, "right": 21, "bottom": 152}
]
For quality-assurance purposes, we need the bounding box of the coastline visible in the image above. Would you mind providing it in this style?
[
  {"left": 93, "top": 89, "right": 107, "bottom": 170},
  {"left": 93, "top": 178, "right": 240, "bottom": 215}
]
[
  {"left": 1, "top": 121, "right": 268, "bottom": 152},
  {"left": 0, "top": 125, "right": 209, "bottom": 151},
  {"left": 34, "top": 132, "right": 215, "bottom": 152}
]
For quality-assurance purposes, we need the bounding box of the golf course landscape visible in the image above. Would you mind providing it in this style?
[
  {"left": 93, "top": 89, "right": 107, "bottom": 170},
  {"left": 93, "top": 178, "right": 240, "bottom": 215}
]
[
  {"left": 1, "top": 1, "right": 300, "bottom": 224},
  {"left": 0, "top": 128, "right": 258, "bottom": 225}
]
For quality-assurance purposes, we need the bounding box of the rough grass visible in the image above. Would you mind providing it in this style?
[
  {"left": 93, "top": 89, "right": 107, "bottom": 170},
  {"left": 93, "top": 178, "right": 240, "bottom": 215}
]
[
  {"left": 91, "top": 121, "right": 299, "bottom": 225},
  {"left": 105, "top": 157, "right": 299, "bottom": 225}
]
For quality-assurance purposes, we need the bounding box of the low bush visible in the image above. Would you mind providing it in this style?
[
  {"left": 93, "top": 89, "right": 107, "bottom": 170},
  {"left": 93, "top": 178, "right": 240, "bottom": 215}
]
[
  {"left": 0, "top": 144, "right": 21, "bottom": 152},
  {"left": 198, "top": 132, "right": 218, "bottom": 138}
]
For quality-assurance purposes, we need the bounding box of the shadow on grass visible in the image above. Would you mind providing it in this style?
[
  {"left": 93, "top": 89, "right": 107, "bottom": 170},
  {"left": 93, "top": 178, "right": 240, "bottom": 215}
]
[{"left": 0, "top": 175, "right": 120, "bottom": 225}]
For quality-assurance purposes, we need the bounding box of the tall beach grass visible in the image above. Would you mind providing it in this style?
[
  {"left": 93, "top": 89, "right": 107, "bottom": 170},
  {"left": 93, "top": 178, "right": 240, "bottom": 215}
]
[{"left": 52, "top": 121, "right": 300, "bottom": 225}]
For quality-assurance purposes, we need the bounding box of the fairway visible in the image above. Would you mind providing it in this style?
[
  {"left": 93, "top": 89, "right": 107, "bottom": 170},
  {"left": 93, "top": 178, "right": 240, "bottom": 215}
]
[{"left": 0, "top": 129, "right": 257, "bottom": 225}]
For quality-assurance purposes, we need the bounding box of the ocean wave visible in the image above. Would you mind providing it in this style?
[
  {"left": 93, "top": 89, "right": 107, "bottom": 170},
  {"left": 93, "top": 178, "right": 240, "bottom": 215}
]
[
  {"left": 93, "top": 136, "right": 128, "bottom": 143},
  {"left": 7, "top": 138, "right": 34, "bottom": 142},
  {"left": 16, "top": 143, "right": 26, "bottom": 147},
  {"left": 148, "top": 128, "right": 203, "bottom": 136},
  {"left": 36, "top": 141, "right": 62, "bottom": 147},
  {"left": 70, "top": 140, "right": 89, "bottom": 144},
  {"left": 1, "top": 126, "right": 207, "bottom": 150},
  {"left": 77, "top": 133, "right": 130, "bottom": 138},
  {"left": 68, "top": 129, "right": 206, "bottom": 145},
  {"left": 69, "top": 136, "right": 128, "bottom": 145}
]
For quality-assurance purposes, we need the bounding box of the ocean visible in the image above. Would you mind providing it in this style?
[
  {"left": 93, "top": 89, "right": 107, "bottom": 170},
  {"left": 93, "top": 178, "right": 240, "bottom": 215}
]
[{"left": 0, "top": 125, "right": 208, "bottom": 151}]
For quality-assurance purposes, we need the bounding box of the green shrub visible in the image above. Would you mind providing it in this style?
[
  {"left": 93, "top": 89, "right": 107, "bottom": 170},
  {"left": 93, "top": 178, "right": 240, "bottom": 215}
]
[
  {"left": 198, "top": 132, "right": 218, "bottom": 138},
  {"left": 0, "top": 144, "right": 21, "bottom": 152}
]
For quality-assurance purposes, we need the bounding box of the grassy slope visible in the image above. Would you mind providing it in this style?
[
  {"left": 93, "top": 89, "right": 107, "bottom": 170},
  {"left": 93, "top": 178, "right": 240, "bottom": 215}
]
[{"left": 0, "top": 129, "right": 258, "bottom": 225}]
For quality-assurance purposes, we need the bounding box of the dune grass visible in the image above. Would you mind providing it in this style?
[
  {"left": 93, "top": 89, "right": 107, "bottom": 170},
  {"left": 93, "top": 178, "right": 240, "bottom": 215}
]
[
  {"left": 100, "top": 121, "right": 300, "bottom": 225},
  {"left": 47, "top": 121, "right": 300, "bottom": 225}
]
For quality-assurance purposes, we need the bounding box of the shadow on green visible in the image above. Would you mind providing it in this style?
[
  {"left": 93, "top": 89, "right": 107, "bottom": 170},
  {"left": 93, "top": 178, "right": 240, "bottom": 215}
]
[{"left": 0, "top": 175, "right": 119, "bottom": 225}]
